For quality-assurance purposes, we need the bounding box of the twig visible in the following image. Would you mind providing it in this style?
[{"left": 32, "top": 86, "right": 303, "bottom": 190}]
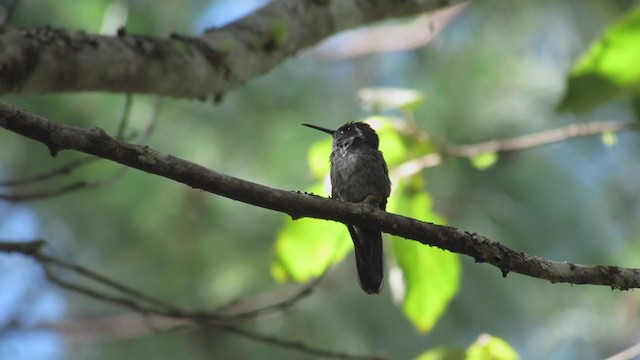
[
  {"left": 0, "top": 239, "right": 379, "bottom": 359},
  {"left": 0, "top": 157, "right": 98, "bottom": 187},
  {"left": 0, "top": 239, "right": 46, "bottom": 254},
  {"left": 0, "top": 172, "right": 125, "bottom": 201},
  {"left": 606, "top": 341, "right": 640, "bottom": 360},
  {"left": 218, "top": 272, "right": 325, "bottom": 320},
  {"left": 41, "top": 266, "right": 162, "bottom": 315},
  {"left": 214, "top": 322, "right": 387, "bottom": 360},
  {"left": 444, "top": 121, "right": 636, "bottom": 156},
  {"left": 0, "top": 97, "right": 162, "bottom": 201},
  {"left": 116, "top": 94, "right": 133, "bottom": 139},
  {"left": 393, "top": 120, "right": 640, "bottom": 179},
  {"left": 0, "top": 181, "right": 88, "bottom": 201},
  {"left": 38, "top": 252, "right": 180, "bottom": 313}
]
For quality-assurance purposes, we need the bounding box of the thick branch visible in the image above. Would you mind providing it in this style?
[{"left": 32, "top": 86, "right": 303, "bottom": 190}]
[
  {"left": 0, "top": 0, "right": 463, "bottom": 98},
  {"left": 1, "top": 102, "right": 639, "bottom": 289}
]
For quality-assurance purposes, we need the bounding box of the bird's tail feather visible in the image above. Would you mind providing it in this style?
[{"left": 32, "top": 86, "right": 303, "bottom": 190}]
[{"left": 348, "top": 225, "right": 383, "bottom": 294}]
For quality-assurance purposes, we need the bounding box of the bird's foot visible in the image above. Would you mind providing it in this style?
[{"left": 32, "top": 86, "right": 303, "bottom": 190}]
[{"left": 362, "top": 195, "right": 383, "bottom": 211}]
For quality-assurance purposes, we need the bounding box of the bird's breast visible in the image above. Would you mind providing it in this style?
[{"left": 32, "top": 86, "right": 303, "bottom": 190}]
[{"left": 330, "top": 148, "right": 390, "bottom": 203}]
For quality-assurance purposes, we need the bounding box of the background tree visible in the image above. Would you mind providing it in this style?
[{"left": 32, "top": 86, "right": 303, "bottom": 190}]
[{"left": 1, "top": 0, "right": 640, "bottom": 359}]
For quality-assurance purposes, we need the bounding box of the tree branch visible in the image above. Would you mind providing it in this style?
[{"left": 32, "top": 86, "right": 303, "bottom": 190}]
[
  {"left": 0, "top": 0, "right": 464, "bottom": 99},
  {"left": 393, "top": 120, "right": 640, "bottom": 178},
  {"left": 0, "top": 96, "right": 162, "bottom": 201},
  {"left": 1, "top": 102, "right": 639, "bottom": 289},
  {"left": 1, "top": 239, "right": 377, "bottom": 360}
]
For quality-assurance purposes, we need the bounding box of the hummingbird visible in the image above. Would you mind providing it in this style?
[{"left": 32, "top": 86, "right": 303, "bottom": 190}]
[{"left": 303, "top": 122, "right": 391, "bottom": 294}]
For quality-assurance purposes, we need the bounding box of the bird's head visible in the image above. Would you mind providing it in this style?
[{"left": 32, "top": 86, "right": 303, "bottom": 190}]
[{"left": 302, "top": 122, "right": 380, "bottom": 149}]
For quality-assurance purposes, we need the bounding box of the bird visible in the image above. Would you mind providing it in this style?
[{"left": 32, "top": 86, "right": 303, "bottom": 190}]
[{"left": 303, "top": 122, "right": 391, "bottom": 294}]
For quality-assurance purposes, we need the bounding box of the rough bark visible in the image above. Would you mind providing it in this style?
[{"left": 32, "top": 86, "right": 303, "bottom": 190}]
[{"left": 0, "top": 0, "right": 463, "bottom": 98}]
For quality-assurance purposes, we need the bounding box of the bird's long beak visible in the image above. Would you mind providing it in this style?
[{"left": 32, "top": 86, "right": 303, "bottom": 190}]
[{"left": 302, "top": 123, "right": 335, "bottom": 135}]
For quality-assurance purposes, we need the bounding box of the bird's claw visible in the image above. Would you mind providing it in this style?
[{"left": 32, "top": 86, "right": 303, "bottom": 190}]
[{"left": 362, "top": 195, "right": 382, "bottom": 211}]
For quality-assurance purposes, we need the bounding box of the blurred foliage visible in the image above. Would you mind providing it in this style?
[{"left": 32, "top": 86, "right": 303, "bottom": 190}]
[
  {"left": 416, "top": 334, "right": 519, "bottom": 360},
  {"left": 2, "top": 1, "right": 640, "bottom": 360},
  {"left": 465, "top": 335, "right": 519, "bottom": 360},
  {"left": 357, "top": 87, "right": 426, "bottom": 113},
  {"left": 558, "top": 3, "right": 640, "bottom": 113},
  {"left": 469, "top": 151, "right": 499, "bottom": 170}
]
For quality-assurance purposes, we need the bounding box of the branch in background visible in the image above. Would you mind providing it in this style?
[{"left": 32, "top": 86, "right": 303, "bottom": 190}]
[
  {"left": 0, "top": 156, "right": 98, "bottom": 187},
  {"left": 214, "top": 274, "right": 325, "bottom": 320},
  {"left": 308, "top": 2, "right": 469, "bottom": 61},
  {"left": 0, "top": 96, "right": 163, "bottom": 201},
  {"left": 116, "top": 94, "right": 133, "bottom": 139},
  {"left": 606, "top": 341, "right": 640, "bottom": 360},
  {"left": 393, "top": 120, "right": 640, "bottom": 179},
  {"left": 0, "top": 0, "right": 20, "bottom": 26},
  {"left": 0, "top": 181, "right": 92, "bottom": 201},
  {"left": 2, "top": 102, "right": 639, "bottom": 289},
  {"left": 215, "top": 322, "right": 385, "bottom": 360},
  {"left": 0, "top": 0, "right": 465, "bottom": 99},
  {"left": 0, "top": 240, "right": 378, "bottom": 360},
  {"left": 1, "top": 239, "right": 318, "bottom": 322}
]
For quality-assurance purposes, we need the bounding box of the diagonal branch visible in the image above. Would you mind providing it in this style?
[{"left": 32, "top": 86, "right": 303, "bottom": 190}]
[
  {"left": 0, "top": 0, "right": 464, "bottom": 99},
  {"left": 1, "top": 102, "right": 639, "bottom": 289}
]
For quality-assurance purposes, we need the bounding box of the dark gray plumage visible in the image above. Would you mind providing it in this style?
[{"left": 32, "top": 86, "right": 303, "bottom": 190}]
[{"left": 303, "top": 122, "right": 391, "bottom": 294}]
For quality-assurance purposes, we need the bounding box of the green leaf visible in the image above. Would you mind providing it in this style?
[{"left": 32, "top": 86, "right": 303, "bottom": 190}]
[
  {"left": 307, "top": 137, "right": 333, "bottom": 179},
  {"left": 271, "top": 217, "right": 349, "bottom": 282},
  {"left": 358, "top": 87, "right": 426, "bottom": 112},
  {"left": 557, "top": 74, "right": 624, "bottom": 112},
  {"left": 271, "top": 185, "right": 351, "bottom": 282},
  {"left": 601, "top": 130, "right": 618, "bottom": 147},
  {"left": 469, "top": 152, "right": 498, "bottom": 170},
  {"left": 388, "top": 178, "right": 461, "bottom": 333},
  {"left": 414, "top": 347, "right": 466, "bottom": 360},
  {"left": 558, "top": 5, "right": 640, "bottom": 112},
  {"left": 366, "top": 116, "right": 410, "bottom": 167},
  {"left": 465, "top": 334, "right": 519, "bottom": 360},
  {"left": 414, "top": 335, "right": 519, "bottom": 360}
]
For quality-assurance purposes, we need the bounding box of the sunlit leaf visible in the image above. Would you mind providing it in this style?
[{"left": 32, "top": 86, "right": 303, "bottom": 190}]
[
  {"left": 414, "top": 347, "right": 465, "bottom": 360},
  {"left": 271, "top": 184, "right": 351, "bottom": 282},
  {"left": 601, "top": 130, "right": 618, "bottom": 147},
  {"left": 358, "top": 87, "right": 426, "bottom": 112},
  {"left": 469, "top": 151, "right": 498, "bottom": 170},
  {"left": 465, "top": 334, "right": 519, "bottom": 360},
  {"left": 388, "top": 178, "right": 461, "bottom": 333},
  {"left": 366, "top": 116, "right": 409, "bottom": 167},
  {"left": 307, "top": 137, "right": 333, "bottom": 179},
  {"left": 558, "top": 5, "right": 640, "bottom": 112},
  {"left": 414, "top": 335, "right": 519, "bottom": 360}
]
